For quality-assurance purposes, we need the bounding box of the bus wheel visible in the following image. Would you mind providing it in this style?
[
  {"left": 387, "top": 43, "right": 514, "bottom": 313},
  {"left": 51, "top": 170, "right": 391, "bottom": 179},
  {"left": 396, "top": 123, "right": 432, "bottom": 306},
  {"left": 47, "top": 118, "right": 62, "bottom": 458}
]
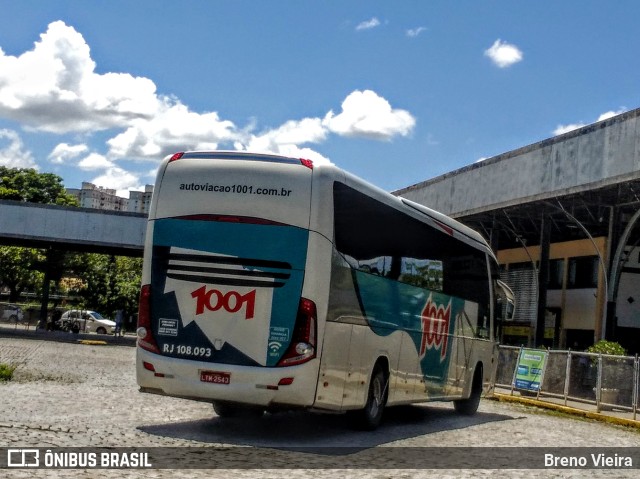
[
  {"left": 213, "top": 401, "right": 264, "bottom": 418},
  {"left": 454, "top": 365, "right": 483, "bottom": 415},
  {"left": 351, "top": 366, "right": 388, "bottom": 430}
]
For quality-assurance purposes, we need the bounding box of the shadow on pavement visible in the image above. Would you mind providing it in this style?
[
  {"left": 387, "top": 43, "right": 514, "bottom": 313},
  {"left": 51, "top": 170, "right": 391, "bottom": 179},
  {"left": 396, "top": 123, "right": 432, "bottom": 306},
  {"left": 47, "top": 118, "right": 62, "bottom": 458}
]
[{"left": 138, "top": 403, "right": 518, "bottom": 452}]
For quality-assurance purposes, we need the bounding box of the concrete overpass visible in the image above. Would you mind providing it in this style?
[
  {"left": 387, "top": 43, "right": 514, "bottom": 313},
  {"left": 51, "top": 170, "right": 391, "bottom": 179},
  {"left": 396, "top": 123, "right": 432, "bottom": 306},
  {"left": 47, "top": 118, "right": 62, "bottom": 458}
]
[
  {"left": 0, "top": 200, "right": 147, "bottom": 326},
  {"left": 0, "top": 200, "right": 146, "bottom": 255}
]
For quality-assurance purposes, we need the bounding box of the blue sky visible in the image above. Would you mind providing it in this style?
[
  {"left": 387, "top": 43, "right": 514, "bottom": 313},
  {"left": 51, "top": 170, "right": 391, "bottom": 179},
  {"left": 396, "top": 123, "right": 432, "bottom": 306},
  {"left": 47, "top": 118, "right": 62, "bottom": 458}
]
[{"left": 0, "top": 1, "right": 639, "bottom": 196}]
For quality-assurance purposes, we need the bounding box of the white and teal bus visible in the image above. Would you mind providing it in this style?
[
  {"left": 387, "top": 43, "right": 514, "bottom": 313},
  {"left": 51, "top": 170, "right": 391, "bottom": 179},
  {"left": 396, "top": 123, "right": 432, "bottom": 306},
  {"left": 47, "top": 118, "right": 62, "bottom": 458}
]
[{"left": 136, "top": 151, "right": 512, "bottom": 429}]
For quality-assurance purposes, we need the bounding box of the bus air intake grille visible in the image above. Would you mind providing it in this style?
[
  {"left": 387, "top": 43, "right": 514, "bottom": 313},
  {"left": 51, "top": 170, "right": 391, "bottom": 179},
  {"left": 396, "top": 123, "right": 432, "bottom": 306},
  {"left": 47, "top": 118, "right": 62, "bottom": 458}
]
[{"left": 165, "top": 252, "right": 291, "bottom": 289}]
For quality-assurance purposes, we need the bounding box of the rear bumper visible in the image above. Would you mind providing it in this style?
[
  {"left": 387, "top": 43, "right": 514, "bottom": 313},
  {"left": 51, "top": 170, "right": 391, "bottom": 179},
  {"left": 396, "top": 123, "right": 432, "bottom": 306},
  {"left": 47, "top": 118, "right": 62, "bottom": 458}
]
[{"left": 136, "top": 346, "right": 320, "bottom": 407}]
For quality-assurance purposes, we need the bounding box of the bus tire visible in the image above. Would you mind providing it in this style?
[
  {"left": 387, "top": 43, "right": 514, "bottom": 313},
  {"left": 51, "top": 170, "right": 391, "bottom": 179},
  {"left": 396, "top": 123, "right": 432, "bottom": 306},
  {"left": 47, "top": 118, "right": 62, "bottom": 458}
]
[
  {"left": 213, "top": 401, "right": 264, "bottom": 418},
  {"left": 454, "top": 365, "right": 483, "bottom": 415},
  {"left": 351, "top": 365, "right": 388, "bottom": 430}
]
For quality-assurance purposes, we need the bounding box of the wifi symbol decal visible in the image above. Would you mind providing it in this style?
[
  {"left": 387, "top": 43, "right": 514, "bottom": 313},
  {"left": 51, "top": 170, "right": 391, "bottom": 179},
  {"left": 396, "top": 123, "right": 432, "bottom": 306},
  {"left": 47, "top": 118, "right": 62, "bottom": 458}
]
[{"left": 268, "top": 341, "right": 282, "bottom": 354}]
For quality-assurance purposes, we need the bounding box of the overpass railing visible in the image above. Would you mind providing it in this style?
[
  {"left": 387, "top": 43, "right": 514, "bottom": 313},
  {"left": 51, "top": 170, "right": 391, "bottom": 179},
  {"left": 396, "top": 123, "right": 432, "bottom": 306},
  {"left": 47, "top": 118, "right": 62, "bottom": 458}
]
[{"left": 494, "top": 345, "right": 640, "bottom": 420}]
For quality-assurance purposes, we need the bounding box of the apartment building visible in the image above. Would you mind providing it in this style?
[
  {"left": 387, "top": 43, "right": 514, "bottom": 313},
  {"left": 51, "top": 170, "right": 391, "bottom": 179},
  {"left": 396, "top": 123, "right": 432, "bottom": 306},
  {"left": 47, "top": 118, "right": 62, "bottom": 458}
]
[{"left": 66, "top": 182, "right": 154, "bottom": 214}]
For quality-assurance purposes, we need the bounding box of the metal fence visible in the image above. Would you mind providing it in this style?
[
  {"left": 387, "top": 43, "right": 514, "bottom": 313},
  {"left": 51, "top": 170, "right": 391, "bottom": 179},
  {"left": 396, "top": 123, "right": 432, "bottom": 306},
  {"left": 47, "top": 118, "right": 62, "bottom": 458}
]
[
  {"left": 494, "top": 345, "right": 640, "bottom": 420},
  {"left": 0, "top": 302, "right": 39, "bottom": 327}
]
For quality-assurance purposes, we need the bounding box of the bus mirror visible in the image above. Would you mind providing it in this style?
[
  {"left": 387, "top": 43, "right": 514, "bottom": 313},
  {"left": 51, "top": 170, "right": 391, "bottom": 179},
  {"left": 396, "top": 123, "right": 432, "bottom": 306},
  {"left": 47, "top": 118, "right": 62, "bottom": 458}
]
[{"left": 496, "top": 280, "right": 516, "bottom": 321}]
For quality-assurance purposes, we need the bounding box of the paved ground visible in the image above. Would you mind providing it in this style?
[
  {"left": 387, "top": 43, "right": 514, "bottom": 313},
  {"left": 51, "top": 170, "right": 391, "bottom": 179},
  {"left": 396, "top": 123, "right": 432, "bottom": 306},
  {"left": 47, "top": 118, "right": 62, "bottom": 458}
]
[{"left": 0, "top": 335, "right": 639, "bottom": 478}]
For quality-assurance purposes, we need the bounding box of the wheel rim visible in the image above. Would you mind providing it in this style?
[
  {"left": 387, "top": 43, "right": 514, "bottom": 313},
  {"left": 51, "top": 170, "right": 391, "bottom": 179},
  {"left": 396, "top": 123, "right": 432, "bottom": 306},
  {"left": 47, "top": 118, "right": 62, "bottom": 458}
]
[{"left": 370, "top": 375, "right": 383, "bottom": 416}]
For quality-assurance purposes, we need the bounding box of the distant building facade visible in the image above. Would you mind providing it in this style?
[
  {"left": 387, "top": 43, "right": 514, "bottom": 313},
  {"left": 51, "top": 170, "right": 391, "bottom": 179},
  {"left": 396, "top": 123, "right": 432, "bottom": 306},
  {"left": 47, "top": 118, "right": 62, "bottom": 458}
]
[
  {"left": 66, "top": 182, "right": 154, "bottom": 214},
  {"left": 126, "top": 185, "right": 154, "bottom": 214}
]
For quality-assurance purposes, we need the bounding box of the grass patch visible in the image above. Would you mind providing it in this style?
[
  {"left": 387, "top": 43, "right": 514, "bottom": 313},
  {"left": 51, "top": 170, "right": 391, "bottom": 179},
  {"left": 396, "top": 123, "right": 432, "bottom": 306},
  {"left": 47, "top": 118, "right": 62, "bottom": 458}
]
[{"left": 0, "top": 363, "right": 17, "bottom": 382}]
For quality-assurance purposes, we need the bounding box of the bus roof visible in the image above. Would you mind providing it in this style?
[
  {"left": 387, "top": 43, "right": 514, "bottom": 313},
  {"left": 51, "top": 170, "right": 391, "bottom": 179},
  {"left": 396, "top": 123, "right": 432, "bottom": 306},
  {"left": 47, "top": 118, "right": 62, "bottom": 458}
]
[
  {"left": 169, "top": 151, "right": 313, "bottom": 168},
  {"left": 160, "top": 151, "right": 493, "bottom": 256}
]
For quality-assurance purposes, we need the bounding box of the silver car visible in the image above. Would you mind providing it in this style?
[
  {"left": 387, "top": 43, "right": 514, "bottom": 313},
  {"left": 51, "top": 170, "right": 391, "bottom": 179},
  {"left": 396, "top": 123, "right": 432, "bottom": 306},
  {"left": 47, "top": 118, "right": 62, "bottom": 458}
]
[
  {"left": 0, "top": 304, "right": 24, "bottom": 322},
  {"left": 59, "top": 310, "right": 116, "bottom": 334}
]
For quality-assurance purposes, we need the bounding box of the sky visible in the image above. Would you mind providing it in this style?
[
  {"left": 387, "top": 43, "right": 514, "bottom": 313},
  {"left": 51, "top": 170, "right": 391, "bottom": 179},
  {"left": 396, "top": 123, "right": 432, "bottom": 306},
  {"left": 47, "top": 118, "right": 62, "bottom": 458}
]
[{"left": 1, "top": 1, "right": 639, "bottom": 197}]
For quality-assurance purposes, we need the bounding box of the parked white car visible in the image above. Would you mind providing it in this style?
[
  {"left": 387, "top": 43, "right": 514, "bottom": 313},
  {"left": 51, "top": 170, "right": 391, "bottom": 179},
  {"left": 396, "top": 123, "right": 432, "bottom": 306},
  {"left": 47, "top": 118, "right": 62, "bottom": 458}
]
[
  {"left": 0, "top": 304, "right": 24, "bottom": 322},
  {"left": 59, "top": 310, "right": 116, "bottom": 334}
]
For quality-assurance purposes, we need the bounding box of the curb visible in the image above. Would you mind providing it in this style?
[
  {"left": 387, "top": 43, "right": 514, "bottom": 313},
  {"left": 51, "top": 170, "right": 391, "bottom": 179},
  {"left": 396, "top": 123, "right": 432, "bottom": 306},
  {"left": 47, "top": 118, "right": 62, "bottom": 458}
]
[
  {"left": 0, "top": 327, "right": 137, "bottom": 347},
  {"left": 491, "top": 393, "right": 640, "bottom": 429},
  {"left": 78, "top": 340, "right": 108, "bottom": 346}
]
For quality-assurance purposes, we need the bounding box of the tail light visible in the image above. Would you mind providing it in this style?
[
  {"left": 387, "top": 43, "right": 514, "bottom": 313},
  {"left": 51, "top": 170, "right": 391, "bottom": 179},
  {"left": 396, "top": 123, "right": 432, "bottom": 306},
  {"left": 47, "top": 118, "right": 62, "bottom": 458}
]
[
  {"left": 137, "top": 284, "right": 160, "bottom": 354},
  {"left": 277, "top": 298, "right": 317, "bottom": 366},
  {"left": 169, "top": 152, "right": 185, "bottom": 162}
]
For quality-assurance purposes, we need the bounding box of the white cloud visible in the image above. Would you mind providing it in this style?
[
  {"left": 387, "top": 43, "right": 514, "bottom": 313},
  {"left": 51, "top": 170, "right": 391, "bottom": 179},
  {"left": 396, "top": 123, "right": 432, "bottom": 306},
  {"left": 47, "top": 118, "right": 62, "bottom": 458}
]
[
  {"left": 553, "top": 123, "right": 585, "bottom": 136},
  {"left": 269, "top": 145, "right": 333, "bottom": 166},
  {"left": 406, "top": 27, "right": 427, "bottom": 38},
  {"left": 78, "top": 152, "right": 114, "bottom": 170},
  {"left": 107, "top": 101, "right": 237, "bottom": 160},
  {"left": 244, "top": 118, "right": 326, "bottom": 150},
  {"left": 48, "top": 142, "right": 88, "bottom": 164},
  {"left": 553, "top": 108, "right": 628, "bottom": 136},
  {"left": 235, "top": 90, "right": 416, "bottom": 159},
  {"left": 0, "top": 20, "right": 238, "bottom": 160},
  {"left": 597, "top": 109, "right": 626, "bottom": 121},
  {"left": 0, "top": 22, "right": 417, "bottom": 183},
  {"left": 90, "top": 166, "right": 141, "bottom": 196},
  {"left": 484, "top": 39, "right": 523, "bottom": 68},
  {"left": 0, "top": 129, "right": 37, "bottom": 168},
  {"left": 323, "top": 90, "right": 416, "bottom": 140},
  {"left": 0, "top": 21, "right": 160, "bottom": 133},
  {"left": 236, "top": 117, "right": 331, "bottom": 165},
  {"left": 356, "top": 18, "right": 381, "bottom": 31}
]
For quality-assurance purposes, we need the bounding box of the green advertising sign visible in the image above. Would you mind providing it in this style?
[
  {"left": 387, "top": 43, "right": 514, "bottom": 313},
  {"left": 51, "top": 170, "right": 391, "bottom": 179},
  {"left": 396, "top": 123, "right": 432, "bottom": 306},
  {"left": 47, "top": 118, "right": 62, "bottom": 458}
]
[{"left": 514, "top": 348, "right": 547, "bottom": 391}]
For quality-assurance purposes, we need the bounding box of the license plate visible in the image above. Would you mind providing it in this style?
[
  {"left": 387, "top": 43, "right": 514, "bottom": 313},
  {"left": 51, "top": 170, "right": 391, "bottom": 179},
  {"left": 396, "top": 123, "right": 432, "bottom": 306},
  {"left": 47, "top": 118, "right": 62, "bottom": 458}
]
[{"left": 200, "top": 370, "right": 231, "bottom": 385}]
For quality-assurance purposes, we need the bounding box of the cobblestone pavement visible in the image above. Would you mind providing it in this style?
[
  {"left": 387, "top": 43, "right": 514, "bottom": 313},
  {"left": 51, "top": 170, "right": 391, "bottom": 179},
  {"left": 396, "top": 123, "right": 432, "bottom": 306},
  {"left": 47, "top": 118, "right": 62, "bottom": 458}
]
[{"left": 1, "top": 337, "right": 639, "bottom": 479}]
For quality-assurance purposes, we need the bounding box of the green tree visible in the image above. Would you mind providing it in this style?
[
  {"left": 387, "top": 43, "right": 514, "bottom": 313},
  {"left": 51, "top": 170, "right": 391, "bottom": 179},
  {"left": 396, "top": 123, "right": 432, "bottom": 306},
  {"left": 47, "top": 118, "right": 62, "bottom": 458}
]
[
  {"left": 0, "top": 168, "right": 77, "bottom": 306},
  {"left": 0, "top": 247, "right": 44, "bottom": 302},
  {"left": 112, "top": 256, "right": 143, "bottom": 317},
  {"left": 0, "top": 167, "right": 141, "bottom": 319},
  {"left": 0, "top": 167, "right": 78, "bottom": 205},
  {"left": 66, "top": 253, "right": 110, "bottom": 312},
  {"left": 66, "top": 253, "right": 141, "bottom": 317}
]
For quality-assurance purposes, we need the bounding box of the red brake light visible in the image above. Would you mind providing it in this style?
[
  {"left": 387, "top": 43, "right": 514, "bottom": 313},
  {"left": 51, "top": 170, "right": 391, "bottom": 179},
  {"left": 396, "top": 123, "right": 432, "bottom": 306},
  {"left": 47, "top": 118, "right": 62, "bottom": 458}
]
[
  {"left": 299, "top": 158, "right": 314, "bottom": 169},
  {"left": 137, "top": 284, "right": 160, "bottom": 354},
  {"left": 169, "top": 152, "right": 185, "bottom": 162},
  {"left": 277, "top": 298, "right": 317, "bottom": 366}
]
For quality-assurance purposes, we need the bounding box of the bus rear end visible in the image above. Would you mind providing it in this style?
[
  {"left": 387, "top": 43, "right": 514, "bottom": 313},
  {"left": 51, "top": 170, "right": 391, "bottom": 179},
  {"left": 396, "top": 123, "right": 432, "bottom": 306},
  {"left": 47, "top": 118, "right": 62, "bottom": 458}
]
[{"left": 136, "top": 152, "right": 319, "bottom": 409}]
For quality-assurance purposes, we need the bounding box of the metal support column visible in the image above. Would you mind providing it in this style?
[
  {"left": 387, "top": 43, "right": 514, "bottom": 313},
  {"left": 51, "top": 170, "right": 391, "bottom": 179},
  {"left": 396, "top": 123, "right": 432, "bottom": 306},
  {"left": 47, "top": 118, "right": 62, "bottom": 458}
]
[{"left": 535, "top": 212, "right": 551, "bottom": 347}]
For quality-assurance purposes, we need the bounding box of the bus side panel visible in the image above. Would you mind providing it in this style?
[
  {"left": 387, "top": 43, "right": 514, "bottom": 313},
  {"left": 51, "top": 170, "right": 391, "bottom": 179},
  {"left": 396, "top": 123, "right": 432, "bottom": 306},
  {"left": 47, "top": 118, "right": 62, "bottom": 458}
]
[
  {"left": 316, "top": 249, "right": 366, "bottom": 410},
  {"left": 319, "top": 249, "right": 411, "bottom": 410},
  {"left": 315, "top": 322, "right": 352, "bottom": 409},
  {"left": 352, "top": 271, "right": 464, "bottom": 385},
  {"left": 392, "top": 332, "right": 422, "bottom": 403},
  {"left": 323, "top": 255, "right": 479, "bottom": 406},
  {"left": 297, "top": 231, "right": 335, "bottom": 408}
]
